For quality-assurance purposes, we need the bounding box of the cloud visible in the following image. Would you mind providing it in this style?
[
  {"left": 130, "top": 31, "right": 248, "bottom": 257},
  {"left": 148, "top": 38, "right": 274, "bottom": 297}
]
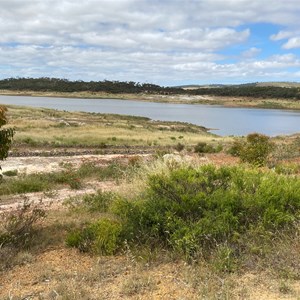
[
  {"left": 241, "top": 47, "right": 261, "bottom": 58},
  {"left": 0, "top": 0, "right": 300, "bottom": 84},
  {"left": 270, "top": 30, "right": 300, "bottom": 49},
  {"left": 282, "top": 37, "right": 300, "bottom": 49},
  {"left": 270, "top": 31, "right": 295, "bottom": 41}
]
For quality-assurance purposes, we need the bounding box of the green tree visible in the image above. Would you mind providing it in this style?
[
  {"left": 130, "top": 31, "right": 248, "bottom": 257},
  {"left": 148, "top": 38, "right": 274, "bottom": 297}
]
[{"left": 0, "top": 106, "right": 14, "bottom": 170}]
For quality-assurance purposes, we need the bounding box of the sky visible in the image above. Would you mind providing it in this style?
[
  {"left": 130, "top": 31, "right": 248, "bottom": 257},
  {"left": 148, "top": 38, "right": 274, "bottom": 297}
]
[{"left": 1, "top": 0, "right": 300, "bottom": 86}]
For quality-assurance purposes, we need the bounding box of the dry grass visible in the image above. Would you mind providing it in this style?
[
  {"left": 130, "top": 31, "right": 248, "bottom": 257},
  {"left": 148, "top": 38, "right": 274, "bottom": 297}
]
[{"left": 6, "top": 105, "right": 228, "bottom": 149}]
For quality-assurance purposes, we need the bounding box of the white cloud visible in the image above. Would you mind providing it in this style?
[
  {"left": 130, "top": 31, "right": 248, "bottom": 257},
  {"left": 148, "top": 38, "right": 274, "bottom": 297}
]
[
  {"left": 241, "top": 47, "right": 261, "bottom": 58},
  {"left": 270, "top": 31, "right": 295, "bottom": 41},
  {"left": 0, "top": 0, "right": 300, "bottom": 84},
  {"left": 283, "top": 37, "right": 300, "bottom": 49}
]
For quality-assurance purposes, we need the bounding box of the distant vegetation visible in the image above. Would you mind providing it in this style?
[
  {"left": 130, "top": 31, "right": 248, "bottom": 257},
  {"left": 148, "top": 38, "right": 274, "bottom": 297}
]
[
  {"left": 190, "top": 85, "right": 300, "bottom": 100},
  {"left": 1, "top": 77, "right": 300, "bottom": 100},
  {"left": 0, "top": 77, "right": 182, "bottom": 95}
]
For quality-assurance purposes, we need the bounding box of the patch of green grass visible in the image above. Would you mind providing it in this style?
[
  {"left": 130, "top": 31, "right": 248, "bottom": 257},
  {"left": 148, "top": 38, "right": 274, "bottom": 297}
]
[{"left": 0, "top": 161, "right": 130, "bottom": 196}]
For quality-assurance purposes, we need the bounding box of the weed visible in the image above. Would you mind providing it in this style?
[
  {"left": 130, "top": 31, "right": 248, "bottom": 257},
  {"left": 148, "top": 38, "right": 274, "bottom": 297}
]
[
  {"left": 0, "top": 201, "right": 45, "bottom": 271},
  {"left": 0, "top": 200, "right": 46, "bottom": 248},
  {"left": 274, "top": 163, "right": 300, "bottom": 175},
  {"left": 212, "top": 244, "right": 237, "bottom": 273}
]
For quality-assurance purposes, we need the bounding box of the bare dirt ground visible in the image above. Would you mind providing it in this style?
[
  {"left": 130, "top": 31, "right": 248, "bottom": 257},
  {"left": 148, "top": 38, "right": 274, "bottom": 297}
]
[
  {"left": 1, "top": 154, "right": 132, "bottom": 175},
  {"left": 0, "top": 154, "right": 131, "bottom": 214}
]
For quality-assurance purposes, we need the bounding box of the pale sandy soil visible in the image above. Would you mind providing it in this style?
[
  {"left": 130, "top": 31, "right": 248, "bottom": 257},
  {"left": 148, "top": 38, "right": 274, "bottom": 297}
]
[
  {"left": 0, "top": 154, "right": 132, "bottom": 214},
  {"left": 1, "top": 154, "right": 135, "bottom": 175}
]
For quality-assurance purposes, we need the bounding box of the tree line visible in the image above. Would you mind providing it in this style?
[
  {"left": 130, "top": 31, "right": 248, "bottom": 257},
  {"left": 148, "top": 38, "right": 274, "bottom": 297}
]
[
  {"left": 0, "top": 77, "right": 299, "bottom": 100},
  {"left": 190, "top": 85, "right": 300, "bottom": 100},
  {"left": 0, "top": 77, "right": 182, "bottom": 94}
]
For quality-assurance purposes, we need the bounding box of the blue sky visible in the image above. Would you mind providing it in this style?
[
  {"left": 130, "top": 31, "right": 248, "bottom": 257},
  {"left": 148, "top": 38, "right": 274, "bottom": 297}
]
[{"left": 0, "top": 0, "right": 300, "bottom": 86}]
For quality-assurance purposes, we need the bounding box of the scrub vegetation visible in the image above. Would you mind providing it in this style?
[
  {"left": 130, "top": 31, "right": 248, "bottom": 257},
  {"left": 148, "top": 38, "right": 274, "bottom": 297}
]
[{"left": 0, "top": 104, "right": 300, "bottom": 299}]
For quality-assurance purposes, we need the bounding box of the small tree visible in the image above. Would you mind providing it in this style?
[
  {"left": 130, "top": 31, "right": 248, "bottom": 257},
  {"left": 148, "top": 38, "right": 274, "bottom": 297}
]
[
  {"left": 0, "top": 106, "right": 14, "bottom": 171},
  {"left": 229, "top": 133, "right": 274, "bottom": 166}
]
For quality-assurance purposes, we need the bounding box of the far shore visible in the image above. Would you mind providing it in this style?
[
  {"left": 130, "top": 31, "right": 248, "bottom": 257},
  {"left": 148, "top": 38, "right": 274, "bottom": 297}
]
[{"left": 1, "top": 89, "right": 300, "bottom": 111}]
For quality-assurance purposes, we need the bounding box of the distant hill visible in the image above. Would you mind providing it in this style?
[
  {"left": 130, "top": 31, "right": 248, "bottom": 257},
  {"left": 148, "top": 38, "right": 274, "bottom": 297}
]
[
  {"left": 255, "top": 82, "right": 300, "bottom": 88},
  {"left": 175, "top": 84, "right": 227, "bottom": 90},
  {"left": 176, "top": 82, "right": 300, "bottom": 90}
]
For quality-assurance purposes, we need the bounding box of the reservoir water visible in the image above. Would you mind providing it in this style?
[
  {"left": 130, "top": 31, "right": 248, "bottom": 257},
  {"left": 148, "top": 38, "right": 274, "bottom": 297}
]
[{"left": 0, "top": 95, "right": 299, "bottom": 136}]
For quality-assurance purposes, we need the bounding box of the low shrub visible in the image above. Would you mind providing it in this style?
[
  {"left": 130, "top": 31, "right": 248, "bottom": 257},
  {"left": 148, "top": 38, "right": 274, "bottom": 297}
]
[
  {"left": 67, "top": 165, "right": 300, "bottom": 263},
  {"left": 194, "top": 142, "right": 222, "bottom": 154},
  {"left": 66, "top": 218, "right": 122, "bottom": 255},
  {"left": 0, "top": 201, "right": 46, "bottom": 248},
  {"left": 2, "top": 169, "right": 18, "bottom": 177},
  {"left": 229, "top": 133, "right": 274, "bottom": 166},
  {"left": 174, "top": 142, "right": 185, "bottom": 152}
]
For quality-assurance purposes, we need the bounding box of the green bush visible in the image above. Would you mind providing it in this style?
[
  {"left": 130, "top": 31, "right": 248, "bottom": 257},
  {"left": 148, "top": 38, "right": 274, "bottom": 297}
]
[
  {"left": 194, "top": 142, "right": 222, "bottom": 154},
  {"left": 67, "top": 165, "right": 300, "bottom": 263},
  {"left": 229, "top": 133, "right": 274, "bottom": 166},
  {"left": 66, "top": 218, "right": 122, "bottom": 255},
  {"left": 2, "top": 169, "right": 18, "bottom": 177},
  {"left": 112, "top": 165, "right": 300, "bottom": 258}
]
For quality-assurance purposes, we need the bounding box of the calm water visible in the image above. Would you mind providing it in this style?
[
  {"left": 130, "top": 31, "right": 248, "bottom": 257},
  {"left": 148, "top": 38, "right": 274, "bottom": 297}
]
[{"left": 0, "top": 95, "right": 299, "bottom": 136}]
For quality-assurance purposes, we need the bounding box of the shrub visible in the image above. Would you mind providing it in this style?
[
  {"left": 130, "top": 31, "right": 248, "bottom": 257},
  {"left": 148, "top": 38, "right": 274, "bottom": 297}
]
[
  {"left": 66, "top": 218, "right": 122, "bottom": 255},
  {"left": 0, "top": 201, "right": 46, "bottom": 248},
  {"left": 112, "top": 165, "right": 300, "bottom": 258},
  {"left": 67, "top": 164, "right": 300, "bottom": 264},
  {"left": 2, "top": 169, "right": 18, "bottom": 177},
  {"left": 229, "top": 133, "right": 274, "bottom": 166},
  {"left": 194, "top": 142, "right": 222, "bottom": 154},
  {"left": 174, "top": 142, "right": 185, "bottom": 152}
]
